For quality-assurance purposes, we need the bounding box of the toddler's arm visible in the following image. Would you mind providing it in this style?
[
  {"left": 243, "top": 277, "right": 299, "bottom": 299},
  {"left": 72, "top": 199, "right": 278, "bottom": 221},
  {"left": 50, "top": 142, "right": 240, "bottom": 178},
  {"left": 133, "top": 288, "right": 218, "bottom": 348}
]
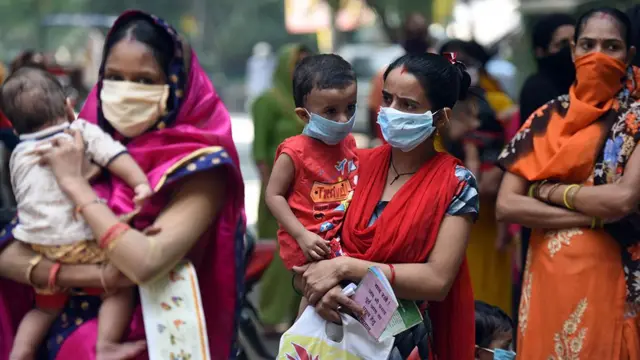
[
  {"left": 107, "top": 154, "right": 151, "bottom": 196},
  {"left": 73, "top": 119, "right": 151, "bottom": 204},
  {"left": 266, "top": 154, "right": 330, "bottom": 261}
]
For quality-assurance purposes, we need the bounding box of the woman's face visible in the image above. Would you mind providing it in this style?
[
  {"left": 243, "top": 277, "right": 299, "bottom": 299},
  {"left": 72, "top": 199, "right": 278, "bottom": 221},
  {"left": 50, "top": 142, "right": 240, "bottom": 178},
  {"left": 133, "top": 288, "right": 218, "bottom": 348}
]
[
  {"left": 382, "top": 66, "right": 431, "bottom": 114},
  {"left": 573, "top": 14, "right": 629, "bottom": 63},
  {"left": 382, "top": 66, "right": 449, "bottom": 133},
  {"left": 103, "top": 39, "right": 167, "bottom": 85}
]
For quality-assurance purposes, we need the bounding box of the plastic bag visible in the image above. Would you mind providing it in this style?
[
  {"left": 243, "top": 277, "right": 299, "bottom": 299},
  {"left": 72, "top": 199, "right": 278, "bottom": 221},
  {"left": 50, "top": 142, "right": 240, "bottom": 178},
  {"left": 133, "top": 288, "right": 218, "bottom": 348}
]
[{"left": 277, "top": 306, "right": 394, "bottom": 360}]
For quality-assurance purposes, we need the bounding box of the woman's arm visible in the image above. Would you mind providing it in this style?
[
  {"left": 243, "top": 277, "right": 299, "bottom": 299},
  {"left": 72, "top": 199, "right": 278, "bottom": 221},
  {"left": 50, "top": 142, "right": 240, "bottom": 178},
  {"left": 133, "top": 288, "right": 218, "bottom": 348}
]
[
  {"left": 62, "top": 169, "right": 227, "bottom": 284},
  {"left": 340, "top": 215, "right": 472, "bottom": 302},
  {"left": 0, "top": 241, "right": 128, "bottom": 288},
  {"left": 299, "top": 215, "right": 474, "bottom": 303},
  {"left": 496, "top": 172, "right": 592, "bottom": 228},
  {"left": 537, "top": 145, "right": 640, "bottom": 219}
]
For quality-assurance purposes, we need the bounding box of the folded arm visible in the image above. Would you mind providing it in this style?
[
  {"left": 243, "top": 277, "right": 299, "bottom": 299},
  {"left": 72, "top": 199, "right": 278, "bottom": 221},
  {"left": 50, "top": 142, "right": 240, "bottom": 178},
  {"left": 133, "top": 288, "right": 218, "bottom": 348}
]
[
  {"left": 539, "top": 145, "right": 640, "bottom": 219},
  {"left": 496, "top": 171, "right": 592, "bottom": 228}
]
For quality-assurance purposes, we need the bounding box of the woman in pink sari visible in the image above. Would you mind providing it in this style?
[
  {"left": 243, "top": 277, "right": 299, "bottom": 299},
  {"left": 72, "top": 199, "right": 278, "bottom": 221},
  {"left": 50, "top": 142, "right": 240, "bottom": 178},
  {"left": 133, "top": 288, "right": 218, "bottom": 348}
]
[{"left": 0, "top": 10, "right": 244, "bottom": 360}]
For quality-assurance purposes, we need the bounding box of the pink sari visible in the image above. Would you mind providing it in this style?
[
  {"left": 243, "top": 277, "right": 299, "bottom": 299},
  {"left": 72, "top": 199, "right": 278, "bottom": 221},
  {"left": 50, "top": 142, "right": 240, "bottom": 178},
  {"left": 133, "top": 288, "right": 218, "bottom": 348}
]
[{"left": 0, "top": 11, "right": 245, "bottom": 360}]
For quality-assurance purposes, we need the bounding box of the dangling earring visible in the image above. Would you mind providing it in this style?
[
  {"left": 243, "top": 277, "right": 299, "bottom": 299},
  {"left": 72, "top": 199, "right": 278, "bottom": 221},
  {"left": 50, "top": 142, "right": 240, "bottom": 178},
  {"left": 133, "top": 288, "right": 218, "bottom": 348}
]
[{"left": 434, "top": 131, "right": 446, "bottom": 152}]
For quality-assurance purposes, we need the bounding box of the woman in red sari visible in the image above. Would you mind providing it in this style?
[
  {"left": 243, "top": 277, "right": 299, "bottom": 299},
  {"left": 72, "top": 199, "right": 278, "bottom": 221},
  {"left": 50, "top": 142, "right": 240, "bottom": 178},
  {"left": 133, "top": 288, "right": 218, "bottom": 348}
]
[{"left": 294, "top": 53, "right": 478, "bottom": 359}]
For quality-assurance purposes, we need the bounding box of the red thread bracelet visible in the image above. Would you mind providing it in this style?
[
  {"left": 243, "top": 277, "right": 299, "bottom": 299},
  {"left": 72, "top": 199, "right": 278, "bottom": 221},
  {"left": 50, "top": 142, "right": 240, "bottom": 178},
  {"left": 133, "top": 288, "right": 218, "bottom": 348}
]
[
  {"left": 99, "top": 222, "right": 130, "bottom": 249},
  {"left": 48, "top": 263, "right": 62, "bottom": 290},
  {"left": 388, "top": 264, "right": 396, "bottom": 286}
]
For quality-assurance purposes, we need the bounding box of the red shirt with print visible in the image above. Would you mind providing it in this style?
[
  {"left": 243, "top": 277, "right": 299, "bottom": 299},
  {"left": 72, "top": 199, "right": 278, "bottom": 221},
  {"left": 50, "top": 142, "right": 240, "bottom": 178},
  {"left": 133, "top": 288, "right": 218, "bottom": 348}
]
[{"left": 276, "top": 134, "right": 359, "bottom": 269}]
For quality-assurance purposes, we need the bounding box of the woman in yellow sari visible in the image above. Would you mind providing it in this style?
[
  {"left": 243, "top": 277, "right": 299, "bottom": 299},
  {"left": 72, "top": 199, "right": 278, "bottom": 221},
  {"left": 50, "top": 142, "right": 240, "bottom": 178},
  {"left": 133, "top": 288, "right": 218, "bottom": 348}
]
[{"left": 497, "top": 7, "right": 640, "bottom": 358}]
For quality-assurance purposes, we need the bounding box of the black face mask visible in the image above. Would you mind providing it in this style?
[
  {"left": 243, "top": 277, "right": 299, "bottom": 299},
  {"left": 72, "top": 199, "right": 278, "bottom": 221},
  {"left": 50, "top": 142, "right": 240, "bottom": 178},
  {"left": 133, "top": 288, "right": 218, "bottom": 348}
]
[
  {"left": 537, "top": 46, "right": 576, "bottom": 91},
  {"left": 403, "top": 37, "right": 429, "bottom": 54}
]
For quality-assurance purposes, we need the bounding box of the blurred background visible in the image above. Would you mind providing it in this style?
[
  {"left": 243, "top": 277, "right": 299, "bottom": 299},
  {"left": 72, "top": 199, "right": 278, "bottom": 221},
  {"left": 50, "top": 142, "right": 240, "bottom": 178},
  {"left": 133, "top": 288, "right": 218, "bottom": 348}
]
[
  {"left": 0, "top": 0, "right": 636, "bottom": 230},
  {"left": 0, "top": 0, "right": 635, "bottom": 114}
]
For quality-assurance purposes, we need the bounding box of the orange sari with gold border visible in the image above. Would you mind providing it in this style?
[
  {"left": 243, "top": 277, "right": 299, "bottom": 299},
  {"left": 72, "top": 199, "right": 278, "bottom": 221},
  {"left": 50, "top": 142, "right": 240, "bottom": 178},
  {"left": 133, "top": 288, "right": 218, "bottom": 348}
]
[{"left": 499, "top": 54, "right": 640, "bottom": 359}]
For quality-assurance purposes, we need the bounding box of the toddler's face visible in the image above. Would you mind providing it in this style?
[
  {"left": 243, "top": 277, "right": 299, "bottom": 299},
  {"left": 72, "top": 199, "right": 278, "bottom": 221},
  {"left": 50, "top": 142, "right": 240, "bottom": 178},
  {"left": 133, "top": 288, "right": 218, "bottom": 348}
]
[{"left": 296, "top": 82, "right": 357, "bottom": 123}]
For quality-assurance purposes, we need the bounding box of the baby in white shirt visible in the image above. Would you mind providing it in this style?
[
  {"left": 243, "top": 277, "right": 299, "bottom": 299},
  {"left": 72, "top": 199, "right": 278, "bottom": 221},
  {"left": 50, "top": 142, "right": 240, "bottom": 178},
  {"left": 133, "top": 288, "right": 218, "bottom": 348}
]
[{"left": 3, "top": 68, "right": 151, "bottom": 360}]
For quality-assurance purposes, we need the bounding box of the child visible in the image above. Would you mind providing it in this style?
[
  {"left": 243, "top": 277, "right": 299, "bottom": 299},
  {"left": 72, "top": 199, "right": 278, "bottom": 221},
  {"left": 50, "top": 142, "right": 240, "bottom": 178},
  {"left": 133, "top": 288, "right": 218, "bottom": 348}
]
[
  {"left": 265, "top": 54, "right": 358, "bottom": 270},
  {"left": 1, "top": 67, "right": 152, "bottom": 360},
  {"left": 475, "top": 301, "right": 515, "bottom": 360}
]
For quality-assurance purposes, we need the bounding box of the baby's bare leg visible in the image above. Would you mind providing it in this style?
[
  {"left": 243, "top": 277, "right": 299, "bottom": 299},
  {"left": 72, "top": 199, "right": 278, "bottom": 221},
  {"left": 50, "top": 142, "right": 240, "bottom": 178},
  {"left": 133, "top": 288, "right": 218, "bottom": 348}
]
[
  {"left": 10, "top": 308, "right": 59, "bottom": 360},
  {"left": 96, "top": 287, "right": 135, "bottom": 355}
]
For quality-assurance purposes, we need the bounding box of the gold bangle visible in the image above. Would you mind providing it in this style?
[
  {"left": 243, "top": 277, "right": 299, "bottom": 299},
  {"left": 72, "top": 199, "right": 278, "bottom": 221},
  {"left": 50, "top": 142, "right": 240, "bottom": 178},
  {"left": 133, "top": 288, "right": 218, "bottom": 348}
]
[
  {"left": 563, "top": 184, "right": 581, "bottom": 210},
  {"left": 100, "top": 264, "right": 110, "bottom": 294},
  {"left": 25, "top": 254, "right": 44, "bottom": 287},
  {"left": 528, "top": 182, "right": 539, "bottom": 198},
  {"left": 568, "top": 185, "right": 582, "bottom": 210},
  {"left": 546, "top": 183, "right": 562, "bottom": 203}
]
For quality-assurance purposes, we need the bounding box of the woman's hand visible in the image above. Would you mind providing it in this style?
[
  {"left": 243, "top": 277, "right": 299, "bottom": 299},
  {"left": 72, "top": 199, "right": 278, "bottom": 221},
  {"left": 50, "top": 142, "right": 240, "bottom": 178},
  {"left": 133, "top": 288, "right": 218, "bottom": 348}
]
[
  {"left": 315, "top": 285, "right": 364, "bottom": 324},
  {"left": 30, "top": 129, "right": 86, "bottom": 191},
  {"left": 102, "top": 263, "right": 136, "bottom": 289},
  {"left": 293, "top": 257, "right": 347, "bottom": 305}
]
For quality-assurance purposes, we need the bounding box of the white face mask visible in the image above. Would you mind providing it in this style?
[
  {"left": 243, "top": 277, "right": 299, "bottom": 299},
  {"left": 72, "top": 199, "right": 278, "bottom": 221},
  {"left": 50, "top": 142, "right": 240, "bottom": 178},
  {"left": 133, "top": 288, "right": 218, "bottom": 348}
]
[{"left": 100, "top": 80, "right": 170, "bottom": 137}]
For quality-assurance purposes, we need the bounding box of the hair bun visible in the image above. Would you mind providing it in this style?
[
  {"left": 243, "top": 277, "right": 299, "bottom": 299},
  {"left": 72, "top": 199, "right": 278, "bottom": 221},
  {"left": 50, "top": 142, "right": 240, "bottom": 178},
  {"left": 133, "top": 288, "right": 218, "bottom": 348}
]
[{"left": 452, "top": 61, "right": 471, "bottom": 101}]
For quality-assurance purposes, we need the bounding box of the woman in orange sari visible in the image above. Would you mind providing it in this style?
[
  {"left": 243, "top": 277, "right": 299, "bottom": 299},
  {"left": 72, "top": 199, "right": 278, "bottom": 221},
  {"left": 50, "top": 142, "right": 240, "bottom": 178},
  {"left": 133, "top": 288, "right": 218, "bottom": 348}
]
[{"left": 497, "top": 8, "right": 640, "bottom": 359}]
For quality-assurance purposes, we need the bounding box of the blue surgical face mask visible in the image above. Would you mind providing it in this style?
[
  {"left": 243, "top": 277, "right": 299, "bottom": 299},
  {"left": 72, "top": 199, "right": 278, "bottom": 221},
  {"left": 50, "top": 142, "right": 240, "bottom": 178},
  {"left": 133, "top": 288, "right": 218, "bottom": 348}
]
[
  {"left": 478, "top": 348, "right": 516, "bottom": 360},
  {"left": 377, "top": 107, "right": 438, "bottom": 152},
  {"left": 302, "top": 110, "right": 355, "bottom": 145}
]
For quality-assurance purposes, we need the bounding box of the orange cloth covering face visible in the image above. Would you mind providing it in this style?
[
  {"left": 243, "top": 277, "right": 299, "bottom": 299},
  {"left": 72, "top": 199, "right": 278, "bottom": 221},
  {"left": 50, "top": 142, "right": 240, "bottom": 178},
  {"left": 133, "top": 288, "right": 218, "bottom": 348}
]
[{"left": 504, "top": 52, "right": 627, "bottom": 183}]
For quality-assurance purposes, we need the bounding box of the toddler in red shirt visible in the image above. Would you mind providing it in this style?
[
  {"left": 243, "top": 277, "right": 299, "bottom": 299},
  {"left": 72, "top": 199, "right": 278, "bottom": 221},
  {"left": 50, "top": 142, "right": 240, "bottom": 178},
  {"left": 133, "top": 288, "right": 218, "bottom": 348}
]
[{"left": 265, "top": 54, "right": 358, "bottom": 270}]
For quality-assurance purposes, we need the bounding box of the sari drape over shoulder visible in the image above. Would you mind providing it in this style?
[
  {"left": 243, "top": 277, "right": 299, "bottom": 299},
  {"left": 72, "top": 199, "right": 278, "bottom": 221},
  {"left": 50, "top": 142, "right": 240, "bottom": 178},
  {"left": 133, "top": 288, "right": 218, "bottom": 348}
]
[
  {"left": 341, "top": 145, "right": 475, "bottom": 360},
  {"left": 498, "top": 54, "right": 640, "bottom": 359}
]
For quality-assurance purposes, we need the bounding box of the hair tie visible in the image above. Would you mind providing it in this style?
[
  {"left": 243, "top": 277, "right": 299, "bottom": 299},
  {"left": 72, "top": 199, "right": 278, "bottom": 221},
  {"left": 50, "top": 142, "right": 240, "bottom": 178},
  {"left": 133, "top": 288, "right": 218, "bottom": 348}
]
[{"left": 443, "top": 52, "right": 457, "bottom": 65}]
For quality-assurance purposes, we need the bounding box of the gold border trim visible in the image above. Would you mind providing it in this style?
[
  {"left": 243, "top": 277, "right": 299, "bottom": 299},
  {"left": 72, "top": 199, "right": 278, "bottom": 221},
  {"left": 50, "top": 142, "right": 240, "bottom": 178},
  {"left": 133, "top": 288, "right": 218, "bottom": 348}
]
[{"left": 153, "top": 146, "right": 225, "bottom": 192}]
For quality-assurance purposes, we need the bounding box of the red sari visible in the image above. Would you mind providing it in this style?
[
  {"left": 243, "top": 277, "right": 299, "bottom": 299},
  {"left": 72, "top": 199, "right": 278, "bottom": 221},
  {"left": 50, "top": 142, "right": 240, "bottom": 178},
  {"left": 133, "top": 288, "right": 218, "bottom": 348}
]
[{"left": 341, "top": 145, "right": 475, "bottom": 360}]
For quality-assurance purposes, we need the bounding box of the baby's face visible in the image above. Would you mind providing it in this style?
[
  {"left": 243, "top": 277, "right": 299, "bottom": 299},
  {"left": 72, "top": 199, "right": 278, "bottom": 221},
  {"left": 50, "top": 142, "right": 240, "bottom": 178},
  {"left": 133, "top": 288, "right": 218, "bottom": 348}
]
[{"left": 297, "top": 82, "right": 357, "bottom": 123}]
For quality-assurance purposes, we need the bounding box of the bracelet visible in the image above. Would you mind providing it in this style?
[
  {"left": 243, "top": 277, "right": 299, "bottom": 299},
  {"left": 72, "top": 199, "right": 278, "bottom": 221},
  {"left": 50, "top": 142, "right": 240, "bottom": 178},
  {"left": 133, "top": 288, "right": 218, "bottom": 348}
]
[
  {"left": 74, "top": 198, "right": 106, "bottom": 220},
  {"left": 388, "top": 264, "right": 396, "bottom": 286},
  {"left": 100, "top": 264, "right": 110, "bottom": 294},
  {"left": 107, "top": 228, "right": 129, "bottom": 252},
  {"left": 292, "top": 275, "right": 303, "bottom": 297},
  {"left": 99, "top": 222, "right": 131, "bottom": 249},
  {"left": 25, "top": 254, "right": 44, "bottom": 287},
  {"left": 527, "top": 182, "right": 539, "bottom": 198},
  {"left": 48, "top": 262, "right": 62, "bottom": 291},
  {"left": 533, "top": 180, "right": 548, "bottom": 199},
  {"left": 545, "top": 183, "right": 562, "bottom": 203},
  {"left": 563, "top": 184, "right": 581, "bottom": 210}
]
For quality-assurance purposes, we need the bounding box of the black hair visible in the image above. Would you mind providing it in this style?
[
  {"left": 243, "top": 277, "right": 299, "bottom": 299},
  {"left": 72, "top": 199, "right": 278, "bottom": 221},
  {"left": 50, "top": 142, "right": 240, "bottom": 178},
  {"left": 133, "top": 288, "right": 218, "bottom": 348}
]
[
  {"left": 383, "top": 52, "right": 471, "bottom": 111},
  {"left": 103, "top": 17, "right": 174, "bottom": 75},
  {"left": 440, "top": 40, "right": 491, "bottom": 67},
  {"left": 532, "top": 13, "right": 575, "bottom": 51},
  {"left": 575, "top": 7, "right": 632, "bottom": 49},
  {"left": 475, "top": 301, "right": 513, "bottom": 348},
  {"left": 627, "top": 5, "right": 640, "bottom": 66},
  {"left": 0, "top": 67, "right": 67, "bottom": 134},
  {"left": 292, "top": 54, "right": 356, "bottom": 108}
]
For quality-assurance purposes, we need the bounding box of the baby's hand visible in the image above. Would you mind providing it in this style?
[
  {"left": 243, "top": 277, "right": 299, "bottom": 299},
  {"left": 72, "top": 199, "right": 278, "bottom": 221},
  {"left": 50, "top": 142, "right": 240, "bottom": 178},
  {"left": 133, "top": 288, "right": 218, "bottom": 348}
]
[
  {"left": 296, "top": 230, "right": 331, "bottom": 261},
  {"left": 133, "top": 183, "right": 153, "bottom": 207}
]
